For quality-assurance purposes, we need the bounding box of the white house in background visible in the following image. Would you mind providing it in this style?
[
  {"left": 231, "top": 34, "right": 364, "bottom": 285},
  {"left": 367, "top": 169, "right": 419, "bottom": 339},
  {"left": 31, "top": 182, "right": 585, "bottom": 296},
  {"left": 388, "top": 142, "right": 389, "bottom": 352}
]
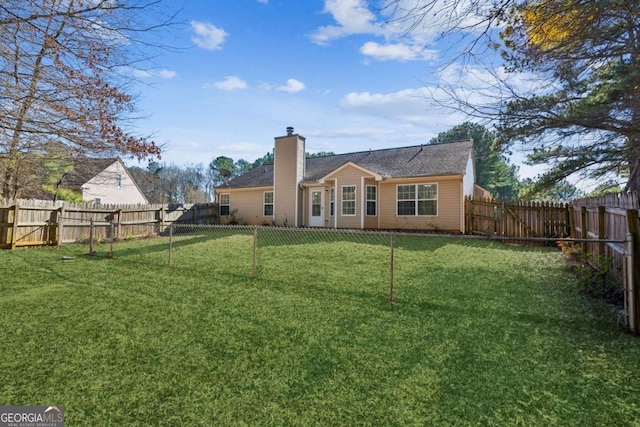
[{"left": 63, "top": 158, "right": 148, "bottom": 204}]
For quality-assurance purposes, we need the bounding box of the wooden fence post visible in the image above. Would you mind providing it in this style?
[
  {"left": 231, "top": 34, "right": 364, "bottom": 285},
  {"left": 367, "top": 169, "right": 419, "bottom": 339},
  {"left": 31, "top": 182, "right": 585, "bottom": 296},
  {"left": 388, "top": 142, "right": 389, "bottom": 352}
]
[
  {"left": 598, "top": 206, "right": 606, "bottom": 257},
  {"left": 580, "top": 206, "right": 588, "bottom": 254},
  {"left": 10, "top": 203, "right": 19, "bottom": 250},
  {"left": 465, "top": 197, "right": 471, "bottom": 234},
  {"left": 626, "top": 210, "right": 640, "bottom": 334},
  {"left": 500, "top": 201, "right": 506, "bottom": 237},
  {"left": 568, "top": 206, "right": 576, "bottom": 238}
]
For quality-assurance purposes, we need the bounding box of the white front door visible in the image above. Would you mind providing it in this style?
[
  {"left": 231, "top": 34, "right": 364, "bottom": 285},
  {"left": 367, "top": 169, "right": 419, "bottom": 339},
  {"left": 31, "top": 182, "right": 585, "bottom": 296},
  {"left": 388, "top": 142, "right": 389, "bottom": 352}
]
[{"left": 309, "top": 189, "right": 324, "bottom": 227}]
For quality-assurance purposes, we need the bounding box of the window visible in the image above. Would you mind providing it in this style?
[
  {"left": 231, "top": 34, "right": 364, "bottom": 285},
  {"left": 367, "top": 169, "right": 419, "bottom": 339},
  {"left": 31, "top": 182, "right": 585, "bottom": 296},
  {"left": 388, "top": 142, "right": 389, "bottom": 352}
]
[
  {"left": 263, "top": 191, "right": 274, "bottom": 216},
  {"left": 94, "top": 198, "right": 101, "bottom": 204},
  {"left": 115, "top": 174, "right": 122, "bottom": 188},
  {"left": 397, "top": 184, "right": 437, "bottom": 216},
  {"left": 342, "top": 185, "right": 355, "bottom": 216},
  {"left": 330, "top": 188, "right": 334, "bottom": 216},
  {"left": 219, "top": 193, "right": 230, "bottom": 216},
  {"left": 366, "top": 185, "right": 377, "bottom": 216}
]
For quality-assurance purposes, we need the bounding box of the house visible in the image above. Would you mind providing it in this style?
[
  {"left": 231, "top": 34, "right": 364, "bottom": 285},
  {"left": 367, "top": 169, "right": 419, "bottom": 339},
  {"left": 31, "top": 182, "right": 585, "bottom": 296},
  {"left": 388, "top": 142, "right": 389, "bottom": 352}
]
[
  {"left": 62, "top": 158, "right": 149, "bottom": 204},
  {"left": 215, "top": 127, "right": 478, "bottom": 233}
]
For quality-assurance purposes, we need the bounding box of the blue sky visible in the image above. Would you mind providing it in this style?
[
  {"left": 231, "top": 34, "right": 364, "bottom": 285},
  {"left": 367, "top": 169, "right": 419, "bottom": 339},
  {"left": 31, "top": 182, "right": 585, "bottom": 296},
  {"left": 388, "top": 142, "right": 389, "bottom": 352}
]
[{"left": 130, "top": 0, "right": 541, "bottom": 179}]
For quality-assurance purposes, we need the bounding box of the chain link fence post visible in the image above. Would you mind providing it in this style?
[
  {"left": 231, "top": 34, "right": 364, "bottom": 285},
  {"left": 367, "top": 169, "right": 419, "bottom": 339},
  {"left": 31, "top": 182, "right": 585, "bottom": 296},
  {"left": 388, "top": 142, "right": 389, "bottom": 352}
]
[
  {"left": 57, "top": 207, "right": 64, "bottom": 247},
  {"left": 88, "top": 218, "right": 95, "bottom": 255},
  {"left": 168, "top": 223, "right": 174, "bottom": 267},
  {"left": 108, "top": 221, "right": 115, "bottom": 259},
  {"left": 252, "top": 226, "right": 258, "bottom": 278},
  {"left": 389, "top": 232, "right": 395, "bottom": 304}
]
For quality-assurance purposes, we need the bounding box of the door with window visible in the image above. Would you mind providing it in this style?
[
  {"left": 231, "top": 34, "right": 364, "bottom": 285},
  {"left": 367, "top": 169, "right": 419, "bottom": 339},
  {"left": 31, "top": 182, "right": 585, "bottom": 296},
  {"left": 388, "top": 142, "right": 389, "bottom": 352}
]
[{"left": 309, "top": 189, "right": 324, "bottom": 227}]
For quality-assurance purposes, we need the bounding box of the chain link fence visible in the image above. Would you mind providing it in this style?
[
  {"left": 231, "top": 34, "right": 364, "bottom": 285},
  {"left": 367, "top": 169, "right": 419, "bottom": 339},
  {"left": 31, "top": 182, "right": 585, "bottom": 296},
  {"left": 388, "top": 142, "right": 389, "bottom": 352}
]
[
  {"left": 168, "top": 225, "right": 399, "bottom": 301},
  {"left": 70, "top": 223, "right": 638, "bottom": 331}
]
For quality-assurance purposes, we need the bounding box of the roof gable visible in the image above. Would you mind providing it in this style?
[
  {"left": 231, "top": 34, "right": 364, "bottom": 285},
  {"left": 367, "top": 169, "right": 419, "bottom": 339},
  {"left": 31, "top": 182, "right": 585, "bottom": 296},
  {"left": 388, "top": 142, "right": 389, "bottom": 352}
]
[
  {"left": 63, "top": 158, "right": 119, "bottom": 187},
  {"left": 319, "top": 161, "right": 382, "bottom": 183}
]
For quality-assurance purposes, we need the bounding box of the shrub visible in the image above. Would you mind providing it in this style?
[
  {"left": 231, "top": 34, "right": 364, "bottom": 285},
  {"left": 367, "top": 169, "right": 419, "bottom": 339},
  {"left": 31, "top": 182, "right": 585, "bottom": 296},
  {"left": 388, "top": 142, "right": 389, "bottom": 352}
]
[
  {"left": 576, "top": 256, "right": 623, "bottom": 306},
  {"left": 557, "top": 240, "right": 624, "bottom": 307}
]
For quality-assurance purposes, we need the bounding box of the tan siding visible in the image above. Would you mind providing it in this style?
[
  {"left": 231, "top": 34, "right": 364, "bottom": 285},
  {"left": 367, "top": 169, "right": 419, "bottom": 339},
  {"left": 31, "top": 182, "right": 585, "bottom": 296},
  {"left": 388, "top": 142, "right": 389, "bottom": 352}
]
[
  {"left": 378, "top": 176, "right": 463, "bottom": 232},
  {"left": 331, "top": 165, "right": 369, "bottom": 229},
  {"left": 274, "top": 135, "right": 304, "bottom": 226},
  {"left": 219, "top": 188, "right": 272, "bottom": 225}
]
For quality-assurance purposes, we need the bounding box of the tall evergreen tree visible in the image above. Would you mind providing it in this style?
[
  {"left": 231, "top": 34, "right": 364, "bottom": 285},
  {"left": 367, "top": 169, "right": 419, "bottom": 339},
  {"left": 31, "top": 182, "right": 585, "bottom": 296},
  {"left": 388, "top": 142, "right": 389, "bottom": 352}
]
[{"left": 431, "top": 122, "right": 520, "bottom": 199}]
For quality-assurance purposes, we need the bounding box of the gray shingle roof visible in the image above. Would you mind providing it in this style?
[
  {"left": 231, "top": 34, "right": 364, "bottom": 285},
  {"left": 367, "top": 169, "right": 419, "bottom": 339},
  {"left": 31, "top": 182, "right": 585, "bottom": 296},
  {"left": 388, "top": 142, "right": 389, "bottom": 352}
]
[
  {"left": 219, "top": 140, "right": 473, "bottom": 189},
  {"left": 62, "top": 158, "right": 119, "bottom": 187}
]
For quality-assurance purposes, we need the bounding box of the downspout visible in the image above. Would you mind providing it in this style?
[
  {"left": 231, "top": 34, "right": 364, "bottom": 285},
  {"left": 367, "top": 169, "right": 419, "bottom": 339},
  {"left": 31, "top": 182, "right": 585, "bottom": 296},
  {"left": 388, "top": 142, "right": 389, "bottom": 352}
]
[
  {"left": 299, "top": 183, "right": 305, "bottom": 227},
  {"left": 361, "top": 176, "right": 365, "bottom": 229},
  {"left": 460, "top": 179, "right": 464, "bottom": 233},
  {"left": 334, "top": 178, "right": 338, "bottom": 229}
]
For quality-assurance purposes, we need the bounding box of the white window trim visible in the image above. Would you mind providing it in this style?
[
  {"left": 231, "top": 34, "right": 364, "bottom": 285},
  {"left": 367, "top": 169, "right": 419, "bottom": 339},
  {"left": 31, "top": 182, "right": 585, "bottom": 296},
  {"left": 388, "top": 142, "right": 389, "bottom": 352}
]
[
  {"left": 396, "top": 183, "right": 438, "bottom": 216},
  {"left": 341, "top": 185, "right": 356, "bottom": 216},
  {"left": 366, "top": 185, "right": 377, "bottom": 216},
  {"left": 219, "top": 193, "right": 230, "bottom": 216},
  {"left": 263, "top": 191, "right": 274, "bottom": 217}
]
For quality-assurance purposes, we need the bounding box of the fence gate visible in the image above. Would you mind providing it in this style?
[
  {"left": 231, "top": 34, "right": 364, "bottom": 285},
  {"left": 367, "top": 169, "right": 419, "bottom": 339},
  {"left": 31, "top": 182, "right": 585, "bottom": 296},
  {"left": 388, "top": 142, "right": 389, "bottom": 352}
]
[{"left": 465, "top": 197, "right": 571, "bottom": 239}]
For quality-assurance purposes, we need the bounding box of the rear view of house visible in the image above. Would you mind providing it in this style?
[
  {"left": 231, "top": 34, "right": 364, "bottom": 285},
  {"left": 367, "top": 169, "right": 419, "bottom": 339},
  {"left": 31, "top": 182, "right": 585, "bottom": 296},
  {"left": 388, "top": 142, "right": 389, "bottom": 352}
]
[{"left": 216, "top": 128, "right": 477, "bottom": 233}]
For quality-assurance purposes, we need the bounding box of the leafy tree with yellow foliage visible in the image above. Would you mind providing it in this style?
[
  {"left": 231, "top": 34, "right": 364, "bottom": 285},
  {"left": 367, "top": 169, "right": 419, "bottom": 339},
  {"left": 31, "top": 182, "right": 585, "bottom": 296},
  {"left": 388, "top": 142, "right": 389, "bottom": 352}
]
[
  {"left": 384, "top": 0, "right": 640, "bottom": 192},
  {"left": 497, "top": 0, "right": 640, "bottom": 191}
]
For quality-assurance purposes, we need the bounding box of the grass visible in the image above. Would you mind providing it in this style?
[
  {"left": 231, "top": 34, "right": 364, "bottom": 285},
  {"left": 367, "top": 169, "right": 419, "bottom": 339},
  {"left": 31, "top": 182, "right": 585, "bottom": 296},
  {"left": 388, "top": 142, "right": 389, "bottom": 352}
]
[{"left": 1, "top": 232, "right": 639, "bottom": 426}]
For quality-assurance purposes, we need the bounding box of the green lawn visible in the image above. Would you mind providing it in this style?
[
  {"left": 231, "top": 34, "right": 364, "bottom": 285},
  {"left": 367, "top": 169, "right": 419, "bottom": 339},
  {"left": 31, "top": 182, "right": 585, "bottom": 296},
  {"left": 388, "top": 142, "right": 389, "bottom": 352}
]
[{"left": 1, "top": 233, "right": 639, "bottom": 426}]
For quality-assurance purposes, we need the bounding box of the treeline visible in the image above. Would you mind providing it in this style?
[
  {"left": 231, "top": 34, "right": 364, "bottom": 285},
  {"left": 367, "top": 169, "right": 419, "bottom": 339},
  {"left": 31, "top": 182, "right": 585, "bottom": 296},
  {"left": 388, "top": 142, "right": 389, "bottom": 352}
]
[
  {"left": 129, "top": 150, "right": 336, "bottom": 204},
  {"left": 432, "top": 123, "right": 620, "bottom": 201}
]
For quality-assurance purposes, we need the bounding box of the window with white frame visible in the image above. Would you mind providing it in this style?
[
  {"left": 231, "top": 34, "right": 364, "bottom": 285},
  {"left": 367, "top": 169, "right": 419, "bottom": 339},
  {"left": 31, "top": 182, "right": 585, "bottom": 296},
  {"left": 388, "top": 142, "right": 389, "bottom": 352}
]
[
  {"left": 342, "top": 185, "right": 356, "bottom": 216},
  {"left": 219, "top": 193, "right": 230, "bottom": 216},
  {"left": 263, "top": 191, "right": 274, "bottom": 216},
  {"left": 366, "top": 185, "right": 377, "bottom": 216},
  {"left": 115, "top": 174, "right": 122, "bottom": 188},
  {"left": 397, "top": 184, "right": 437, "bottom": 216}
]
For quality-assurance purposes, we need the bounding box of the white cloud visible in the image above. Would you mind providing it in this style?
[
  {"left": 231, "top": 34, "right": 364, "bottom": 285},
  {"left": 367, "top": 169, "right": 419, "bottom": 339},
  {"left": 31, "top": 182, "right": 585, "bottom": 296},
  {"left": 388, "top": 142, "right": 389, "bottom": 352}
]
[
  {"left": 212, "top": 76, "right": 249, "bottom": 91},
  {"left": 156, "top": 69, "right": 177, "bottom": 79},
  {"left": 340, "top": 87, "right": 466, "bottom": 126},
  {"left": 265, "top": 78, "right": 305, "bottom": 93},
  {"left": 360, "top": 41, "right": 437, "bottom": 62},
  {"left": 191, "top": 21, "right": 228, "bottom": 50},
  {"left": 217, "top": 141, "right": 269, "bottom": 160},
  {"left": 310, "top": 0, "right": 384, "bottom": 45},
  {"left": 124, "top": 67, "right": 176, "bottom": 79}
]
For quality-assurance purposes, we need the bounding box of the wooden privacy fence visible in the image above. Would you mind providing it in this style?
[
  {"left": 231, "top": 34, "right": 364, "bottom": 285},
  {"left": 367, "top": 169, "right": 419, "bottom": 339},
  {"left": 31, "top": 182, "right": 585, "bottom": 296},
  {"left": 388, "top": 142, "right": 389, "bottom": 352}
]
[
  {"left": 465, "top": 198, "right": 571, "bottom": 239},
  {"left": 0, "top": 199, "right": 218, "bottom": 249},
  {"left": 466, "top": 194, "right": 640, "bottom": 334}
]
